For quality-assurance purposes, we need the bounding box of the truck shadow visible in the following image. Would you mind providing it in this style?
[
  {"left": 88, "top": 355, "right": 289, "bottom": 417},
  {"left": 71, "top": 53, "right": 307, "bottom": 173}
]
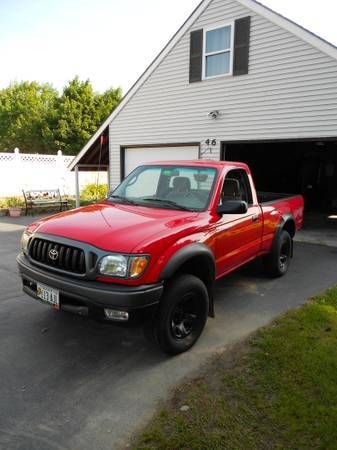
[
  {"left": 214, "top": 257, "right": 270, "bottom": 293},
  {"left": 21, "top": 257, "right": 269, "bottom": 364},
  {"left": 16, "top": 256, "right": 268, "bottom": 387}
]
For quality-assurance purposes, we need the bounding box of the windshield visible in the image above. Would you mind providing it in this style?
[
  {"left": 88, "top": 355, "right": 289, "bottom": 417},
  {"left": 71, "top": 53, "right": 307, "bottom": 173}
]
[{"left": 109, "top": 165, "right": 217, "bottom": 211}]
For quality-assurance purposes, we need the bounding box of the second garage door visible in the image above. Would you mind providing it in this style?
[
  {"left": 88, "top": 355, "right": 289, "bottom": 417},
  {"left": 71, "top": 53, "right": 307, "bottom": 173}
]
[{"left": 124, "top": 145, "right": 199, "bottom": 176}]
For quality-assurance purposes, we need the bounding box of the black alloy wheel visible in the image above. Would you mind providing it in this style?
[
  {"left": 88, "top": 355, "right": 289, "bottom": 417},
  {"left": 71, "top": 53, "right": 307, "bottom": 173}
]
[
  {"left": 170, "top": 293, "right": 200, "bottom": 340},
  {"left": 279, "top": 236, "right": 291, "bottom": 272},
  {"left": 264, "top": 229, "right": 292, "bottom": 277},
  {"left": 155, "top": 274, "right": 209, "bottom": 355}
]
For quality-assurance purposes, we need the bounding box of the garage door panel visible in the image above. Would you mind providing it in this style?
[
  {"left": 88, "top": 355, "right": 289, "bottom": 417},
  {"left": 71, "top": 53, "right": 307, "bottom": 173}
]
[{"left": 124, "top": 146, "right": 199, "bottom": 175}]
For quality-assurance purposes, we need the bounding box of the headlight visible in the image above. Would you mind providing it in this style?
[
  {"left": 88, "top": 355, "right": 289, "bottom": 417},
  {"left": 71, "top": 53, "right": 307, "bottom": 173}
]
[
  {"left": 99, "top": 255, "right": 128, "bottom": 277},
  {"left": 98, "top": 254, "right": 149, "bottom": 278},
  {"left": 21, "top": 231, "right": 31, "bottom": 255}
]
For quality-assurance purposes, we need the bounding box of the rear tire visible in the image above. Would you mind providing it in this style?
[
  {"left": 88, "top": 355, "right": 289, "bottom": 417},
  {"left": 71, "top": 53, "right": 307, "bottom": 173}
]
[
  {"left": 155, "top": 274, "right": 209, "bottom": 355},
  {"left": 264, "top": 230, "right": 292, "bottom": 277}
]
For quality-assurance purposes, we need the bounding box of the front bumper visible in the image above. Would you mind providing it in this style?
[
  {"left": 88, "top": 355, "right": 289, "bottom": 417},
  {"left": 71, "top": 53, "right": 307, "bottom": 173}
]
[{"left": 17, "top": 253, "right": 163, "bottom": 320}]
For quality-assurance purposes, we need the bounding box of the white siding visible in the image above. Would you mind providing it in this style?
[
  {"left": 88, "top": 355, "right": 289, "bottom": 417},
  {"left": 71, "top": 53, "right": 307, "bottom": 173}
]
[{"left": 109, "top": 0, "right": 337, "bottom": 187}]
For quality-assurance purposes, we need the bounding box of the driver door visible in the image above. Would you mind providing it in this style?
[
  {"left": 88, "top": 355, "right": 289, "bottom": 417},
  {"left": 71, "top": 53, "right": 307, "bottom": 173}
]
[{"left": 214, "top": 169, "right": 263, "bottom": 277}]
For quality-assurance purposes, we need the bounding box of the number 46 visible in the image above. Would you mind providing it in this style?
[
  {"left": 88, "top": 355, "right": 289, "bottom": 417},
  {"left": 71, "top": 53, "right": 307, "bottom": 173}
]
[{"left": 205, "top": 139, "right": 217, "bottom": 146}]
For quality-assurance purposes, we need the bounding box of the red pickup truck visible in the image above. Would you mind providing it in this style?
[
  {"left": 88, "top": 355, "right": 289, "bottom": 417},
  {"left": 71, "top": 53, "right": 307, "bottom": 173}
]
[{"left": 17, "top": 161, "right": 304, "bottom": 354}]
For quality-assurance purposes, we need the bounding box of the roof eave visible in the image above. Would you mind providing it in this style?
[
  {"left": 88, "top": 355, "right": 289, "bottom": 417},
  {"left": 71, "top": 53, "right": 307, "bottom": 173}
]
[
  {"left": 69, "top": 0, "right": 337, "bottom": 171},
  {"left": 237, "top": 0, "right": 337, "bottom": 60},
  {"left": 68, "top": 0, "right": 213, "bottom": 171}
]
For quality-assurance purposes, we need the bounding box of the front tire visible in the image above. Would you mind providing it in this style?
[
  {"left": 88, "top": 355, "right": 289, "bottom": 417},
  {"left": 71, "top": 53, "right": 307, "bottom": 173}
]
[
  {"left": 264, "top": 230, "right": 292, "bottom": 277},
  {"left": 155, "top": 274, "right": 209, "bottom": 355}
]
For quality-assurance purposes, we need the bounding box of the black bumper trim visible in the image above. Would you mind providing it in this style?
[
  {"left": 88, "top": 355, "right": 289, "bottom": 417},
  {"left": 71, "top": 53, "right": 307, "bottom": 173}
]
[{"left": 17, "top": 253, "right": 163, "bottom": 310}]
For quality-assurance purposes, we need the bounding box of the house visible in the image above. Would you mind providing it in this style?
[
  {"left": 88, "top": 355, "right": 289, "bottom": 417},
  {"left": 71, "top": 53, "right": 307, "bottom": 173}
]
[{"left": 70, "top": 0, "right": 337, "bottom": 212}]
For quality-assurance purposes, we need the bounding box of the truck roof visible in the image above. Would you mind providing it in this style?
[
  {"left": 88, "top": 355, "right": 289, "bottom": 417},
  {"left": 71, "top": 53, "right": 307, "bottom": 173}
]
[{"left": 144, "top": 160, "right": 249, "bottom": 170}]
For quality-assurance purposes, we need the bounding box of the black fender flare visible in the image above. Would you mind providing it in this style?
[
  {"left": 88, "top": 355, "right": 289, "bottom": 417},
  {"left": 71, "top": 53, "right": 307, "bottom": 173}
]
[
  {"left": 272, "top": 214, "right": 295, "bottom": 257},
  {"left": 159, "top": 243, "right": 216, "bottom": 317}
]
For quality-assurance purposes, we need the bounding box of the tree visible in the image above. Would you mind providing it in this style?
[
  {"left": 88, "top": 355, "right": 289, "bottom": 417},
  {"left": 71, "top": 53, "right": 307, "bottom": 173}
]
[
  {"left": 54, "top": 78, "right": 122, "bottom": 155},
  {"left": 96, "top": 86, "right": 122, "bottom": 123},
  {"left": 0, "top": 81, "right": 58, "bottom": 153},
  {"left": 0, "top": 78, "right": 122, "bottom": 155}
]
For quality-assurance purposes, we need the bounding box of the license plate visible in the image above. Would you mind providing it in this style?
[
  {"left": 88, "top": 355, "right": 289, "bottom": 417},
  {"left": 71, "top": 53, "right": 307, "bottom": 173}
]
[{"left": 36, "top": 282, "right": 60, "bottom": 310}]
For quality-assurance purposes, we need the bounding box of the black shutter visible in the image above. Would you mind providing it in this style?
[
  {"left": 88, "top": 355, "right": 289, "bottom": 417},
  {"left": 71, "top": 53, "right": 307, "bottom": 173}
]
[
  {"left": 233, "top": 16, "right": 251, "bottom": 76},
  {"left": 189, "top": 29, "right": 203, "bottom": 83}
]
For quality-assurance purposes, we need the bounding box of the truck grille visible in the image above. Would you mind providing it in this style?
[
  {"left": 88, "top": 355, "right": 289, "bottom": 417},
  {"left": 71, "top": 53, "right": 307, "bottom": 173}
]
[{"left": 29, "top": 238, "right": 86, "bottom": 274}]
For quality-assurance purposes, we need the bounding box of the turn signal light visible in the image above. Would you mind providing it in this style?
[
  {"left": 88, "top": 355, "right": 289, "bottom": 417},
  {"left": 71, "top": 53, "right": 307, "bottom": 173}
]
[{"left": 129, "top": 256, "right": 149, "bottom": 278}]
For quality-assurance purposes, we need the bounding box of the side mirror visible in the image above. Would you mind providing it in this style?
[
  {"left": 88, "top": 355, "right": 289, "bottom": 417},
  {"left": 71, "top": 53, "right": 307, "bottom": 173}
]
[{"left": 217, "top": 200, "right": 248, "bottom": 215}]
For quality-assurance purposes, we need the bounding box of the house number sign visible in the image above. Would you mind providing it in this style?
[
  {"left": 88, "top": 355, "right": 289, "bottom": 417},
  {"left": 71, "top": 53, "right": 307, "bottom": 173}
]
[{"left": 201, "top": 139, "right": 217, "bottom": 156}]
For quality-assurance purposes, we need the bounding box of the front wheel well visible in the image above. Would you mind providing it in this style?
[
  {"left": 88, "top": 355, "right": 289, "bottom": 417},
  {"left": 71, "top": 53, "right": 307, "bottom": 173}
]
[
  {"left": 165, "top": 255, "right": 215, "bottom": 317},
  {"left": 283, "top": 219, "right": 296, "bottom": 238},
  {"left": 176, "top": 255, "right": 214, "bottom": 289}
]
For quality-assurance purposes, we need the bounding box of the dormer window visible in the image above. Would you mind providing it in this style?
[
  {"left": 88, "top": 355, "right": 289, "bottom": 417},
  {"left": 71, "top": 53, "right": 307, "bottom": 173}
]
[{"left": 203, "top": 24, "right": 233, "bottom": 79}]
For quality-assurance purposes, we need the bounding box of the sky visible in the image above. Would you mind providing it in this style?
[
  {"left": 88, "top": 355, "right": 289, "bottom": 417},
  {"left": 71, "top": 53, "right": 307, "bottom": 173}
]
[{"left": 0, "top": 0, "right": 336, "bottom": 95}]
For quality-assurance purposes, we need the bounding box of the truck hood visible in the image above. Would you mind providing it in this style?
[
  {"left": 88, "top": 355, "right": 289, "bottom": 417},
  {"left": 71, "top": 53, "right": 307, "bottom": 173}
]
[{"left": 31, "top": 202, "right": 200, "bottom": 253}]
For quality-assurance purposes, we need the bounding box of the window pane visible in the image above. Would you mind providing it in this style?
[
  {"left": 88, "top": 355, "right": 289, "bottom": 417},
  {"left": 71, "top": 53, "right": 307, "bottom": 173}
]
[
  {"left": 206, "top": 52, "right": 230, "bottom": 77},
  {"left": 206, "top": 26, "right": 231, "bottom": 53},
  {"left": 124, "top": 167, "right": 161, "bottom": 197},
  {"left": 168, "top": 167, "right": 214, "bottom": 191},
  {"left": 112, "top": 165, "right": 217, "bottom": 211},
  {"left": 165, "top": 167, "right": 217, "bottom": 210}
]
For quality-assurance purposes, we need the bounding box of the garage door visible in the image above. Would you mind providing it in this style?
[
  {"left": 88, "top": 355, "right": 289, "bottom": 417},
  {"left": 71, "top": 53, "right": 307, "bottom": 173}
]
[{"left": 124, "top": 145, "right": 199, "bottom": 176}]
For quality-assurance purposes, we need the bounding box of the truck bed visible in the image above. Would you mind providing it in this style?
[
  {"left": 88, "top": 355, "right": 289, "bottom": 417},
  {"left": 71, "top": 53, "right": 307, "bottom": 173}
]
[
  {"left": 257, "top": 191, "right": 300, "bottom": 204},
  {"left": 258, "top": 191, "right": 304, "bottom": 233}
]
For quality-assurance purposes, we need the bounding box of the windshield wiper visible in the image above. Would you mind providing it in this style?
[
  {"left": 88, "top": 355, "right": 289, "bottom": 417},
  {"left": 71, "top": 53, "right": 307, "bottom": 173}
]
[
  {"left": 109, "top": 195, "right": 139, "bottom": 205},
  {"left": 141, "top": 197, "right": 193, "bottom": 211}
]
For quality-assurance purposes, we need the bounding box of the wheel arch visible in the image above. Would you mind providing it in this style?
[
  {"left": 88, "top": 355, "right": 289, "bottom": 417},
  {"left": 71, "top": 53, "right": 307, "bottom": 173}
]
[
  {"left": 159, "top": 243, "right": 216, "bottom": 317},
  {"left": 272, "top": 214, "right": 295, "bottom": 258},
  {"left": 282, "top": 214, "right": 296, "bottom": 238}
]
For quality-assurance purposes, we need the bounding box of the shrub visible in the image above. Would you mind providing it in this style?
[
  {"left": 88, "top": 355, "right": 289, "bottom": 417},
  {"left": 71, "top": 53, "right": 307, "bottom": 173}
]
[
  {"left": 80, "top": 183, "right": 108, "bottom": 201},
  {"left": 6, "top": 197, "right": 24, "bottom": 208}
]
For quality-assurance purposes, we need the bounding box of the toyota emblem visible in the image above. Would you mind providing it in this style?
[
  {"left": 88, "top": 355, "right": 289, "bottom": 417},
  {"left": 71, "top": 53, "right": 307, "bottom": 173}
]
[{"left": 49, "top": 249, "right": 59, "bottom": 261}]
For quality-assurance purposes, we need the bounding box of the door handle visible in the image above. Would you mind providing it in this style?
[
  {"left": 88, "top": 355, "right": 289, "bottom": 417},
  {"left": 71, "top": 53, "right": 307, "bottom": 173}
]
[{"left": 252, "top": 214, "right": 259, "bottom": 222}]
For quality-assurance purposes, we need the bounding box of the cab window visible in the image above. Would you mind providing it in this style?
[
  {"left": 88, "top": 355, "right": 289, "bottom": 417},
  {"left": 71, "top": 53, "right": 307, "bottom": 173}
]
[{"left": 220, "top": 169, "right": 253, "bottom": 205}]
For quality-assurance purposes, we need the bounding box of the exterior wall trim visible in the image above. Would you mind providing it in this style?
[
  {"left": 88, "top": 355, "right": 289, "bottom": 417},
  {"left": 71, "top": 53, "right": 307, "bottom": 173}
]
[
  {"left": 238, "top": 0, "right": 337, "bottom": 59},
  {"left": 69, "top": 0, "right": 213, "bottom": 171}
]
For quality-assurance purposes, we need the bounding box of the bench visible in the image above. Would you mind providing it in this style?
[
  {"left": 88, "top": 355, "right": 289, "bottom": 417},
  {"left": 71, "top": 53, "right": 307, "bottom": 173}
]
[{"left": 22, "top": 189, "right": 68, "bottom": 216}]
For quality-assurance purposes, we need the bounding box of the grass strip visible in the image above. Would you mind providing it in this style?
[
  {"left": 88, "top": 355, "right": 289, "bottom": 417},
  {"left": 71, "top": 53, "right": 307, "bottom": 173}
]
[{"left": 133, "top": 286, "right": 337, "bottom": 450}]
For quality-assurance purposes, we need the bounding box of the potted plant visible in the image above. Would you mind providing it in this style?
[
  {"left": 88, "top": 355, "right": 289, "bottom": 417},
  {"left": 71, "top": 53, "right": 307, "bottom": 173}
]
[
  {"left": 0, "top": 199, "right": 8, "bottom": 216},
  {"left": 6, "top": 197, "right": 23, "bottom": 217}
]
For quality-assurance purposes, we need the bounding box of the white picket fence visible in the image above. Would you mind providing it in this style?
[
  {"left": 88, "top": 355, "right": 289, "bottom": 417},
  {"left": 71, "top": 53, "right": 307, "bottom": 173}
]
[{"left": 0, "top": 149, "right": 107, "bottom": 197}]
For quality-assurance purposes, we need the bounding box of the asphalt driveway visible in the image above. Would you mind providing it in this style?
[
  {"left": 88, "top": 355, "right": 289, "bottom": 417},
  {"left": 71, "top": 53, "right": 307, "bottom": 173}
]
[{"left": 1, "top": 216, "right": 337, "bottom": 450}]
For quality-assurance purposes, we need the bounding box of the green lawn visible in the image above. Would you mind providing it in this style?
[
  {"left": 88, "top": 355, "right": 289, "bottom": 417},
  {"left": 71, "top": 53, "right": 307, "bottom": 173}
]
[{"left": 133, "top": 286, "right": 337, "bottom": 450}]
